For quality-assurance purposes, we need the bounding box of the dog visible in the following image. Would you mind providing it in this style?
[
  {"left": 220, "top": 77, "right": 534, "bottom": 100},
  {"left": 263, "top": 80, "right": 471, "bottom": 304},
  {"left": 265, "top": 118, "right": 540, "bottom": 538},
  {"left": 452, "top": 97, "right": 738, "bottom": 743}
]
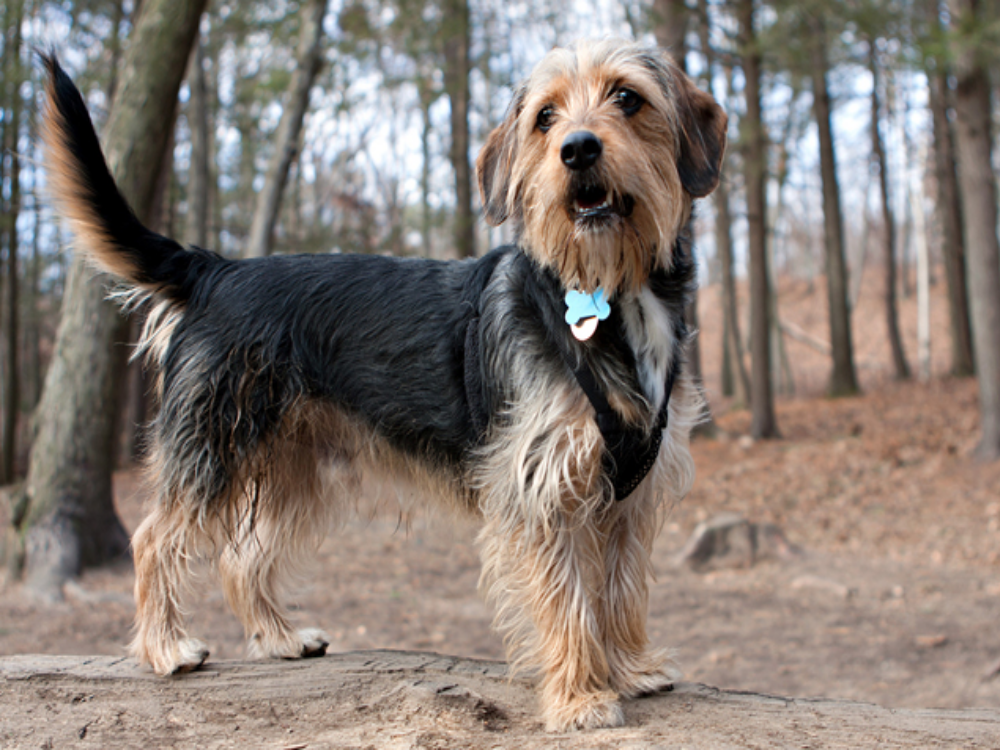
[{"left": 41, "top": 39, "right": 725, "bottom": 731}]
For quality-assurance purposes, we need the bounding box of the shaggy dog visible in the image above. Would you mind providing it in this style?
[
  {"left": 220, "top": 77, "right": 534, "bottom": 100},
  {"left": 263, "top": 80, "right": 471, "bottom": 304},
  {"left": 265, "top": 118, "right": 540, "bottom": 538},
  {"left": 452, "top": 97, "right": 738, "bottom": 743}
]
[{"left": 41, "top": 39, "right": 725, "bottom": 731}]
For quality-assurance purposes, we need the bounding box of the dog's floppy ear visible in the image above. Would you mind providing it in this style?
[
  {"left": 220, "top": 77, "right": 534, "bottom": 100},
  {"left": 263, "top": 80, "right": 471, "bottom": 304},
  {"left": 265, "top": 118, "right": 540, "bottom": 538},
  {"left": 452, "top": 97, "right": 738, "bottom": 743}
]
[
  {"left": 477, "top": 86, "right": 525, "bottom": 226},
  {"left": 675, "top": 76, "right": 728, "bottom": 198}
]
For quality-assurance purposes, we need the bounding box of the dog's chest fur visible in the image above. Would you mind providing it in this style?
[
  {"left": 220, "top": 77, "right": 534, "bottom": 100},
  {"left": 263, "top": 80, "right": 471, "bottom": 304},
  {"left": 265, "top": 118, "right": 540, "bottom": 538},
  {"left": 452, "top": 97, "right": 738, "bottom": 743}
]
[{"left": 619, "top": 288, "right": 677, "bottom": 415}]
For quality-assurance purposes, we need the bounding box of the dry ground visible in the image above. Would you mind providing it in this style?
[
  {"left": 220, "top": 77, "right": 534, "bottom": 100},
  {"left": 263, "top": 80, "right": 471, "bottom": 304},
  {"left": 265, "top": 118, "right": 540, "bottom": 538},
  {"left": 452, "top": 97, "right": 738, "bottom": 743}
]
[{"left": 2, "top": 271, "right": 1000, "bottom": 747}]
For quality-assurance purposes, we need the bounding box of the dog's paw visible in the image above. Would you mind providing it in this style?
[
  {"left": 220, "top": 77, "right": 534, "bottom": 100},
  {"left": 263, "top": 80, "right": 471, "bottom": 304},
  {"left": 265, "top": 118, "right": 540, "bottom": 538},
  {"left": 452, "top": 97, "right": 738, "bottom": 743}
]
[
  {"left": 249, "top": 628, "right": 329, "bottom": 660},
  {"left": 171, "top": 638, "right": 211, "bottom": 674},
  {"left": 609, "top": 649, "right": 682, "bottom": 699},
  {"left": 134, "top": 637, "right": 210, "bottom": 676},
  {"left": 544, "top": 691, "right": 624, "bottom": 732},
  {"left": 297, "top": 627, "right": 330, "bottom": 658},
  {"left": 614, "top": 667, "right": 678, "bottom": 699}
]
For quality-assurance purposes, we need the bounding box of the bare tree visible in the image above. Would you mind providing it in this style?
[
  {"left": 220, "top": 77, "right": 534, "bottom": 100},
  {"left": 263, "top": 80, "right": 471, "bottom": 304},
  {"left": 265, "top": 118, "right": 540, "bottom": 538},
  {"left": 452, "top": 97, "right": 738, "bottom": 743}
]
[
  {"left": 443, "top": 0, "right": 474, "bottom": 258},
  {"left": 654, "top": 0, "right": 717, "bottom": 433},
  {"left": 185, "top": 33, "right": 210, "bottom": 248},
  {"left": 737, "top": 0, "right": 779, "bottom": 439},
  {"left": 696, "top": 0, "right": 749, "bottom": 405},
  {"left": 868, "top": 40, "right": 911, "bottom": 381},
  {"left": 924, "top": 0, "right": 974, "bottom": 377},
  {"left": 245, "top": 0, "right": 328, "bottom": 259},
  {"left": 950, "top": 0, "right": 1000, "bottom": 460},
  {"left": 1, "top": 0, "right": 25, "bottom": 484},
  {"left": 9, "top": 0, "right": 209, "bottom": 598},
  {"left": 808, "top": 12, "right": 859, "bottom": 397}
]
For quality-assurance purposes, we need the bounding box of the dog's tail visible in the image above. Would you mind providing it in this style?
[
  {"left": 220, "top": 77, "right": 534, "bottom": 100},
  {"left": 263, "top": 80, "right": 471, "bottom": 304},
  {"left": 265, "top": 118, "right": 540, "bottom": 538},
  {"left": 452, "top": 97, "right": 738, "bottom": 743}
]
[{"left": 40, "top": 53, "right": 217, "bottom": 303}]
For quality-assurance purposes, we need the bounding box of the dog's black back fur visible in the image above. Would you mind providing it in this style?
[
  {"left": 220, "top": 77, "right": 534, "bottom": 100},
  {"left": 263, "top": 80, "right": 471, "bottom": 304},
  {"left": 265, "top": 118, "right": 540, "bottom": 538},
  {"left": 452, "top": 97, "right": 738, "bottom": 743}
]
[{"left": 159, "top": 250, "right": 507, "bottom": 481}]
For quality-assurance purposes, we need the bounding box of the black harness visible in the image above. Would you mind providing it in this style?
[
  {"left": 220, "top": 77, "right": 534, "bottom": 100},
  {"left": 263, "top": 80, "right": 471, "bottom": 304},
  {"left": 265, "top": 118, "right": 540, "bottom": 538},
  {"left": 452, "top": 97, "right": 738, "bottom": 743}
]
[
  {"left": 463, "top": 250, "right": 675, "bottom": 502},
  {"left": 564, "top": 347, "right": 677, "bottom": 501}
]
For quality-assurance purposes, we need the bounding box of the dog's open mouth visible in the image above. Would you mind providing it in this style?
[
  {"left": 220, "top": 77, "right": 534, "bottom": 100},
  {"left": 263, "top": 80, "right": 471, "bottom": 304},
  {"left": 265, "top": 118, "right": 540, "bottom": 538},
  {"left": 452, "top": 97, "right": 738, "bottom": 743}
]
[{"left": 570, "top": 184, "right": 635, "bottom": 225}]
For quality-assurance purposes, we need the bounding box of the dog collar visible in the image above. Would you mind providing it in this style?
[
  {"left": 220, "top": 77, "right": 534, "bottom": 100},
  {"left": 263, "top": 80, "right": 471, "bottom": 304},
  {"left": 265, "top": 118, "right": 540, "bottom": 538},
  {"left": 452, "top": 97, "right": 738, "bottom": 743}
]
[{"left": 564, "top": 288, "right": 610, "bottom": 341}]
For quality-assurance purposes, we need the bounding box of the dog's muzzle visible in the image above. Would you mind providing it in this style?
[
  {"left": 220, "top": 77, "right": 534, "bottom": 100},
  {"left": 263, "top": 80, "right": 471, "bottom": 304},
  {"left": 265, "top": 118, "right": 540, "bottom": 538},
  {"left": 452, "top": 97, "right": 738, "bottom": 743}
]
[{"left": 561, "top": 130, "right": 635, "bottom": 226}]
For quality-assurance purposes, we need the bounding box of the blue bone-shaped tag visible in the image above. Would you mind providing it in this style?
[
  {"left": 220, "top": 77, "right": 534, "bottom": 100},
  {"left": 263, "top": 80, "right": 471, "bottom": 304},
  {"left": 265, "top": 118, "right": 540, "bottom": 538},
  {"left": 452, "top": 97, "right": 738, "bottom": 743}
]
[{"left": 564, "top": 288, "right": 611, "bottom": 326}]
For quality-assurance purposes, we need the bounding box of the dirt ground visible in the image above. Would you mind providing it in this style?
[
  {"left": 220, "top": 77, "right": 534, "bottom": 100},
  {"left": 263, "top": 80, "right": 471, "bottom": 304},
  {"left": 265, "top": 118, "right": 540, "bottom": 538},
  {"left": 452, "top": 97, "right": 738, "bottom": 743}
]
[{"left": 2, "top": 272, "right": 1000, "bottom": 744}]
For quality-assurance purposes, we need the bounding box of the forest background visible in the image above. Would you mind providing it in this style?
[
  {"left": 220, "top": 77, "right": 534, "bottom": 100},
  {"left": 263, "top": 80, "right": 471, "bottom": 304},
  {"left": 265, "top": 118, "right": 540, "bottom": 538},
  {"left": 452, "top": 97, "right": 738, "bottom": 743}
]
[{"left": 0, "top": 0, "right": 998, "bottom": 629}]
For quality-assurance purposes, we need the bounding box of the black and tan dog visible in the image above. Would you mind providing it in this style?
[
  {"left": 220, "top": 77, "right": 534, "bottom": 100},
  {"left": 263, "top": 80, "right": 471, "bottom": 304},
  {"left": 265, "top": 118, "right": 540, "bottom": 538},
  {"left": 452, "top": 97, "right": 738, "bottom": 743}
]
[{"left": 41, "top": 39, "right": 725, "bottom": 731}]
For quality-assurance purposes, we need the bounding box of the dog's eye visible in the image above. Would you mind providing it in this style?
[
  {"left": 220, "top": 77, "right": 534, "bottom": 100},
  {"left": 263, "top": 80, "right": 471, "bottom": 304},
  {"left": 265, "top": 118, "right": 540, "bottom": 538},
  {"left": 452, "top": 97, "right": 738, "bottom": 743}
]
[
  {"left": 536, "top": 106, "right": 555, "bottom": 133},
  {"left": 613, "top": 88, "right": 644, "bottom": 116}
]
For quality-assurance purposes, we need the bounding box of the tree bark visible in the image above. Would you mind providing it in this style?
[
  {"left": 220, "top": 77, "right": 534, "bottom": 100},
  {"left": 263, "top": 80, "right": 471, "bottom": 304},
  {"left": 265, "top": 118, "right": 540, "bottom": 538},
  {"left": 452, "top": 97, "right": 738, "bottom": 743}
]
[
  {"left": 738, "top": 0, "right": 778, "bottom": 439},
  {"left": 28, "top": 100, "right": 43, "bottom": 413},
  {"left": 442, "top": 0, "right": 474, "bottom": 258},
  {"left": 869, "top": 43, "right": 911, "bottom": 381},
  {"left": 950, "top": 0, "right": 1000, "bottom": 461},
  {"left": 695, "top": 0, "right": 747, "bottom": 406},
  {"left": 653, "top": 0, "right": 688, "bottom": 61},
  {"left": 925, "top": 0, "right": 975, "bottom": 377},
  {"left": 717, "top": 167, "right": 749, "bottom": 405},
  {"left": 1, "top": 0, "right": 25, "bottom": 484},
  {"left": 244, "top": 0, "right": 327, "bottom": 259},
  {"left": 809, "top": 15, "right": 859, "bottom": 397},
  {"left": 14, "top": 0, "right": 208, "bottom": 599},
  {"left": 418, "top": 80, "right": 435, "bottom": 258},
  {"left": 912, "top": 159, "right": 931, "bottom": 382},
  {"left": 654, "top": 0, "right": 716, "bottom": 434},
  {"left": 104, "top": 0, "right": 126, "bottom": 114},
  {"left": 185, "top": 34, "right": 210, "bottom": 249}
]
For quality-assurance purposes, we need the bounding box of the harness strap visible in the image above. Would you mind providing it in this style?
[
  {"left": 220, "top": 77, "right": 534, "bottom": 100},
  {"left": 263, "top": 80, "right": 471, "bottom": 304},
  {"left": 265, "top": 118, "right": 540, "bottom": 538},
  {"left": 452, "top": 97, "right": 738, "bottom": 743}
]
[{"left": 567, "top": 351, "right": 676, "bottom": 502}]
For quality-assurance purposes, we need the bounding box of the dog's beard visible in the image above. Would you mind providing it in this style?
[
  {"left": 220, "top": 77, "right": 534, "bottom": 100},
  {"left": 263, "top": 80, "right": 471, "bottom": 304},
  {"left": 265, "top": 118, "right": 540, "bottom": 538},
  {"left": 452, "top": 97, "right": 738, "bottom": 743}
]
[{"left": 522, "top": 193, "right": 656, "bottom": 296}]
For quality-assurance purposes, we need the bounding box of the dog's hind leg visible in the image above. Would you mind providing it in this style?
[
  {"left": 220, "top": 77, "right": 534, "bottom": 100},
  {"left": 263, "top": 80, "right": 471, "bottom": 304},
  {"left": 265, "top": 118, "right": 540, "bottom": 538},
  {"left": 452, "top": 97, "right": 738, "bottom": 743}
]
[
  {"left": 219, "top": 450, "right": 332, "bottom": 661},
  {"left": 130, "top": 502, "right": 213, "bottom": 675}
]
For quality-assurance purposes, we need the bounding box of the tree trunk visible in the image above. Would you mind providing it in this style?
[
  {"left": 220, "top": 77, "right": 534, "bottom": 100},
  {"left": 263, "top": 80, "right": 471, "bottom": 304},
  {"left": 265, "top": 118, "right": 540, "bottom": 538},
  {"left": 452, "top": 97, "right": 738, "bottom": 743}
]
[
  {"left": 696, "top": 0, "right": 747, "bottom": 406},
  {"left": 717, "top": 172, "right": 749, "bottom": 405},
  {"left": 809, "top": 16, "right": 859, "bottom": 397},
  {"left": 925, "top": 0, "right": 975, "bottom": 377},
  {"left": 869, "top": 44, "right": 911, "bottom": 381},
  {"left": 950, "top": 0, "right": 1000, "bottom": 461},
  {"left": 653, "top": 0, "right": 688, "bottom": 61},
  {"left": 442, "top": 0, "right": 474, "bottom": 258},
  {"left": 912, "top": 157, "right": 931, "bottom": 382},
  {"left": 206, "top": 26, "right": 223, "bottom": 253},
  {"left": 185, "top": 35, "right": 210, "bottom": 248},
  {"left": 419, "top": 81, "right": 434, "bottom": 258},
  {"left": 738, "top": 0, "right": 778, "bottom": 439},
  {"left": 14, "top": 0, "right": 208, "bottom": 600},
  {"left": 654, "top": 0, "right": 715, "bottom": 434},
  {"left": 28, "top": 103, "right": 43, "bottom": 412},
  {"left": 244, "top": 0, "right": 327, "bottom": 259},
  {"left": 104, "top": 0, "right": 126, "bottom": 114},
  {"left": 1, "top": 0, "right": 25, "bottom": 484}
]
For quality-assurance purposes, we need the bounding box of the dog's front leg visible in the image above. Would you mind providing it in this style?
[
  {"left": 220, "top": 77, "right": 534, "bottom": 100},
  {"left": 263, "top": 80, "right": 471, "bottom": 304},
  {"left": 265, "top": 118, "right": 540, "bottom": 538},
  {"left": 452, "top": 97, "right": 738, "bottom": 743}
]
[
  {"left": 480, "top": 508, "right": 623, "bottom": 732},
  {"left": 602, "top": 493, "right": 680, "bottom": 697}
]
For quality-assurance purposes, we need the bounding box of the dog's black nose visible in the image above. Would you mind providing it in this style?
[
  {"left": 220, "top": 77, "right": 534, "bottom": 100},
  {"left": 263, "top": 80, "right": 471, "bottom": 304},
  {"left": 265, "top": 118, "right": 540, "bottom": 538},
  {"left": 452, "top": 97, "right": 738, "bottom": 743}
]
[{"left": 560, "top": 131, "right": 603, "bottom": 171}]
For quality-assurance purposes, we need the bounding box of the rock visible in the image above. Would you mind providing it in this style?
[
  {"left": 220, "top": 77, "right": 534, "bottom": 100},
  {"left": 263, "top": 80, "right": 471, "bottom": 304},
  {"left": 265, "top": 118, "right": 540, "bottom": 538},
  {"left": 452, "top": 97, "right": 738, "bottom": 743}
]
[
  {"left": 790, "top": 574, "right": 855, "bottom": 600},
  {"left": 675, "top": 514, "right": 802, "bottom": 570},
  {"left": 915, "top": 634, "right": 949, "bottom": 649},
  {"left": 983, "top": 656, "right": 1000, "bottom": 682}
]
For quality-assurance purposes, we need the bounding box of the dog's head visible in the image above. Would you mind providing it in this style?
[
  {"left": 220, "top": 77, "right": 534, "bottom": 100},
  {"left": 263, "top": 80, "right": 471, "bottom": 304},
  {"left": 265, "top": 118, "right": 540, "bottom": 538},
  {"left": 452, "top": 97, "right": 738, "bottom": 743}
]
[{"left": 477, "top": 39, "right": 726, "bottom": 295}]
